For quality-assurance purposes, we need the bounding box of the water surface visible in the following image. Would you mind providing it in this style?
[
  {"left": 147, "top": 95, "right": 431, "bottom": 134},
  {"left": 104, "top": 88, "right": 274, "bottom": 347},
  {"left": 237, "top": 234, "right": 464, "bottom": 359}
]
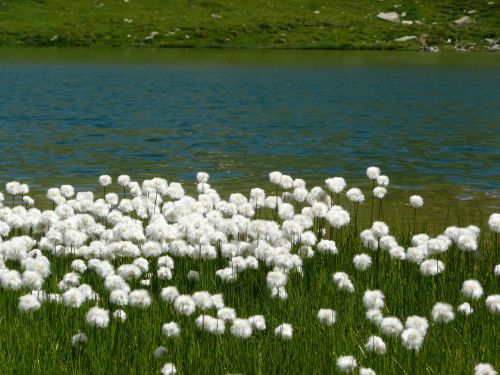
[{"left": 0, "top": 48, "right": 499, "bottom": 220}]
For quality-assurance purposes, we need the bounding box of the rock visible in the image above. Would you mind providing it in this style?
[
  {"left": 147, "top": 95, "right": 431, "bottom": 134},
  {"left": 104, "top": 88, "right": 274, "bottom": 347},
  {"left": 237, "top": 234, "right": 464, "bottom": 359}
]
[
  {"left": 454, "top": 16, "right": 472, "bottom": 25},
  {"left": 394, "top": 35, "right": 417, "bottom": 42},
  {"left": 144, "top": 31, "right": 159, "bottom": 41},
  {"left": 377, "top": 12, "right": 400, "bottom": 23},
  {"left": 420, "top": 46, "right": 440, "bottom": 53},
  {"left": 467, "top": 10, "right": 476, "bottom": 14},
  {"left": 211, "top": 13, "right": 221, "bottom": 19},
  {"left": 490, "top": 44, "right": 500, "bottom": 51},
  {"left": 402, "top": 20, "right": 414, "bottom": 25}
]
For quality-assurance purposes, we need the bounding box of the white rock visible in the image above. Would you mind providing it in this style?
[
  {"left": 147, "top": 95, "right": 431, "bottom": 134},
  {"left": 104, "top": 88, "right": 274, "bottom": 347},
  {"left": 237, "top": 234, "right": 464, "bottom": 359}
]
[
  {"left": 377, "top": 12, "right": 400, "bottom": 23},
  {"left": 402, "top": 20, "right": 414, "bottom": 25},
  {"left": 454, "top": 16, "right": 472, "bottom": 25},
  {"left": 394, "top": 35, "right": 417, "bottom": 42}
]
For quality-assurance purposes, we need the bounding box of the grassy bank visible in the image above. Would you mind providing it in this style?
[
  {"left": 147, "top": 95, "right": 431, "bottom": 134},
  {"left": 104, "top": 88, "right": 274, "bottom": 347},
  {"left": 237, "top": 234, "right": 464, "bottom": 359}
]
[{"left": 0, "top": 0, "right": 499, "bottom": 50}]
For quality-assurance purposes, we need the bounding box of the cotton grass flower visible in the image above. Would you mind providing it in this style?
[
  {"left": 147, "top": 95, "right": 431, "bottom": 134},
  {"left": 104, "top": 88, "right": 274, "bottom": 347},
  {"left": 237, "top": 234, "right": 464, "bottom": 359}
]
[
  {"left": 432, "top": 302, "right": 455, "bottom": 323},
  {"left": 420, "top": 259, "right": 445, "bottom": 276},
  {"left": 364, "top": 335, "right": 386, "bottom": 354},
  {"left": 162, "top": 322, "right": 181, "bottom": 338},
  {"left": 457, "top": 233, "right": 478, "bottom": 252},
  {"left": 346, "top": 188, "right": 364, "bottom": 203},
  {"left": 494, "top": 264, "right": 500, "bottom": 277},
  {"left": 71, "top": 332, "right": 88, "bottom": 348},
  {"left": 325, "top": 177, "right": 346, "bottom": 194},
  {"left": 211, "top": 294, "right": 224, "bottom": 310},
  {"left": 366, "top": 309, "right": 384, "bottom": 326},
  {"left": 113, "top": 309, "right": 127, "bottom": 322},
  {"left": 160, "top": 286, "right": 179, "bottom": 302},
  {"left": 18, "top": 294, "right": 42, "bottom": 312},
  {"left": 217, "top": 307, "right": 236, "bottom": 322},
  {"left": 161, "top": 363, "right": 177, "bottom": 375},
  {"left": 376, "top": 175, "right": 389, "bottom": 187},
  {"left": 117, "top": 175, "right": 131, "bottom": 187},
  {"left": 269, "top": 171, "right": 282, "bottom": 186},
  {"left": 174, "top": 295, "right": 196, "bottom": 316},
  {"left": 274, "top": 323, "right": 293, "bottom": 340},
  {"left": 461, "top": 279, "right": 483, "bottom": 300},
  {"left": 360, "top": 230, "right": 378, "bottom": 251},
  {"left": 86, "top": 306, "right": 109, "bottom": 328},
  {"left": 475, "top": 363, "right": 498, "bottom": 375},
  {"left": 457, "top": 302, "right": 473, "bottom": 315},
  {"left": 71, "top": 259, "right": 87, "bottom": 273},
  {"left": 409, "top": 195, "right": 424, "bottom": 208},
  {"left": 129, "top": 289, "right": 151, "bottom": 309},
  {"left": 366, "top": 167, "right": 380, "bottom": 180},
  {"left": 317, "top": 309, "right": 336, "bottom": 325},
  {"left": 248, "top": 315, "right": 266, "bottom": 331},
  {"left": 193, "top": 291, "right": 213, "bottom": 310},
  {"left": 110, "top": 289, "right": 129, "bottom": 306},
  {"left": 266, "top": 271, "right": 287, "bottom": 289},
  {"left": 231, "top": 319, "right": 253, "bottom": 339},
  {"left": 389, "top": 246, "right": 406, "bottom": 260},
  {"left": 380, "top": 317, "right": 403, "bottom": 336},
  {"left": 401, "top": 328, "right": 424, "bottom": 351},
  {"left": 488, "top": 213, "right": 500, "bottom": 233},
  {"left": 373, "top": 186, "right": 387, "bottom": 199},
  {"left": 317, "top": 239, "right": 337, "bottom": 254},
  {"left": 405, "top": 316, "right": 429, "bottom": 336},
  {"left": 195, "top": 315, "right": 225, "bottom": 334},
  {"left": 98, "top": 175, "right": 112, "bottom": 187},
  {"left": 336, "top": 355, "right": 357, "bottom": 373},
  {"left": 363, "top": 290, "right": 385, "bottom": 310},
  {"left": 332, "top": 272, "right": 355, "bottom": 293},
  {"left": 154, "top": 346, "right": 168, "bottom": 359},
  {"left": 326, "top": 206, "right": 350, "bottom": 228},
  {"left": 0, "top": 269, "right": 23, "bottom": 290},
  {"left": 63, "top": 288, "right": 85, "bottom": 308},
  {"left": 371, "top": 221, "right": 389, "bottom": 238},
  {"left": 353, "top": 254, "right": 372, "bottom": 271},
  {"left": 271, "top": 286, "right": 288, "bottom": 300},
  {"left": 486, "top": 295, "right": 500, "bottom": 314}
]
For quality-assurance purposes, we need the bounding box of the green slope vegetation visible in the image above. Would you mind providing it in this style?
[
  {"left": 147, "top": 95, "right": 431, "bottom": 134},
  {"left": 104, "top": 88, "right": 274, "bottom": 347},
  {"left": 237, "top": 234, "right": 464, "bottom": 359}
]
[{"left": 0, "top": 1, "right": 499, "bottom": 50}]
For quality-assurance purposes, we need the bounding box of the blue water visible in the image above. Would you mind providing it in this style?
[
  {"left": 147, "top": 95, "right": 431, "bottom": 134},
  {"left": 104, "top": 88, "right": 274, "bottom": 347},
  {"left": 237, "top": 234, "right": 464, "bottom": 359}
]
[{"left": 0, "top": 49, "right": 499, "bottom": 208}]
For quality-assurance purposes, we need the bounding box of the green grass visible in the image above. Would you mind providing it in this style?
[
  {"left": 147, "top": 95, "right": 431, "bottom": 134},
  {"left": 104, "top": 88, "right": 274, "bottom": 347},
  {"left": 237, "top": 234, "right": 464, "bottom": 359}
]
[
  {"left": 0, "top": 185, "right": 499, "bottom": 374},
  {"left": 0, "top": 0, "right": 499, "bottom": 49}
]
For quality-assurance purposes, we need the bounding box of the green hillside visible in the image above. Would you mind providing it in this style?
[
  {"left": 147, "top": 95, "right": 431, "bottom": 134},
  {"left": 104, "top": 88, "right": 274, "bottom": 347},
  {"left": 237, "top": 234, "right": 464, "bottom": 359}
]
[{"left": 0, "top": 0, "right": 499, "bottom": 50}]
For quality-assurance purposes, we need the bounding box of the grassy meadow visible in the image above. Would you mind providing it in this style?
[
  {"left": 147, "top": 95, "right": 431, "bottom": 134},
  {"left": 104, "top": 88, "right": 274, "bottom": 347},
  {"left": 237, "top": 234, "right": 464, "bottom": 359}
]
[
  {"left": 0, "top": 171, "right": 499, "bottom": 374},
  {"left": 0, "top": 0, "right": 499, "bottom": 49}
]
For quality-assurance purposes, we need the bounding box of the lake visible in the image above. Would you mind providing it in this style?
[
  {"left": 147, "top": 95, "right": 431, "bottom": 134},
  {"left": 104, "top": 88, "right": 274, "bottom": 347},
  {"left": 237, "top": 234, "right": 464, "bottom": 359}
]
[{"left": 0, "top": 48, "right": 499, "bottom": 222}]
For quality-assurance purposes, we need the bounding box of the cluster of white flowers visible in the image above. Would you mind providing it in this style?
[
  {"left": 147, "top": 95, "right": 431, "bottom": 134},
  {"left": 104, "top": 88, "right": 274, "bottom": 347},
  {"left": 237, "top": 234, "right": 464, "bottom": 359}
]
[{"left": 0, "top": 172, "right": 498, "bottom": 374}]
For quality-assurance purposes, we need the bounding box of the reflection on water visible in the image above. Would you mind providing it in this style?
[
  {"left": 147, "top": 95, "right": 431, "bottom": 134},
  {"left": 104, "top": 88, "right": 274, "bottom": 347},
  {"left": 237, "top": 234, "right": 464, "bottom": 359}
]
[{"left": 0, "top": 48, "right": 499, "bottom": 222}]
